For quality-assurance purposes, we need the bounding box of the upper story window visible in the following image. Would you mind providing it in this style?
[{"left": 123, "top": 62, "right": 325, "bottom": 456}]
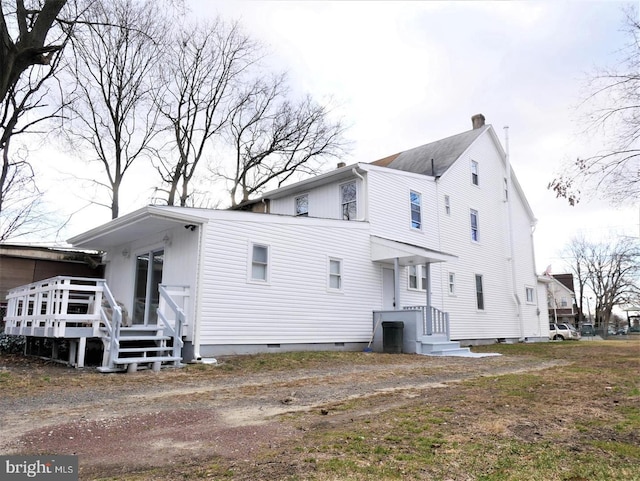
[
  {"left": 410, "top": 191, "right": 421, "bottom": 229},
  {"left": 448, "top": 272, "right": 456, "bottom": 296},
  {"left": 471, "top": 160, "right": 479, "bottom": 186},
  {"left": 408, "top": 265, "right": 427, "bottom": 291},
  {"left": 475, "top": 274, "right": 484, "bottom": 310},
  {"left": 250, "top": 244, "right": 269, "bottom": 282},
  {"left": 295, "top": 194, "right": 309, "bottom": 216},
  {"left": 560, "top": 297, "right": 568, "bottom": 308},
  {"left": 525, "top": 287, "right": 535, "bottom": 303},
  {"left": 328, "top": 258, "right": 343, "bottom": 290},
  {"left": 470, "top": 209, "right": 479, "bottom": 242},
  {"left": 504, "top": 178, "right": 509, "bottom": 201},
  {"left": 444, "top": 195, "right": 451, "bottom": 215},
  {"left": 341, "top": 181, "right": 357, "bottom": 220}
]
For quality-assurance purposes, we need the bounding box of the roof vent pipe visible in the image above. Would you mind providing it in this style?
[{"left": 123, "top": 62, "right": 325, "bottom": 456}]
[
  {"left": 471, "top": 114, "right": 485, "bottom": 129},
  {"left": 431, "top": 158, "right": 435, "bottom": 177},
  {"left": 337, "top": 162, "right": 346, "bottom": 169}
]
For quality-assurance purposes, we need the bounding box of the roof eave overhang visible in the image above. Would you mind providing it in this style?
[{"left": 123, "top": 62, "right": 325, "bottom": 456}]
[
  {"left": 68, "top": 206, "right": 208, "bottom": 250},
  {"left": 370, "top": 236, "right": 457, "bottom": 266}
]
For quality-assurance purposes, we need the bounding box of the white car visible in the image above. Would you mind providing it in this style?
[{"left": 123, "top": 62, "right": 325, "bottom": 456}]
[{"left": 549, "top": 323, "right": 581, "bottom": 341}]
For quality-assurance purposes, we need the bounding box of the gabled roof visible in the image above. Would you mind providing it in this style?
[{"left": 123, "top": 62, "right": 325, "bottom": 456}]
[{"left": 371, "top": 125, "right": 490, "bottom": 177}]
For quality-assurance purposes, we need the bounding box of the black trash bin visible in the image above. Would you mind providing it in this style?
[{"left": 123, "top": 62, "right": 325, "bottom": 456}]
[{"left": 382, "top": 321, "right": 404, "bottom": 353}]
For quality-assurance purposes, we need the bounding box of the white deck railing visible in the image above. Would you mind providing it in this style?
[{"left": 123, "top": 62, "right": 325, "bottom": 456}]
[
  {"left": 4, "top": 276, "right": 106, "bottom": 337},
  {"left": 403, "top": 305, "right": 450, "bottom": 339},
  {"left": 158, "top": 284, "right": 186, "bottom": 362}
]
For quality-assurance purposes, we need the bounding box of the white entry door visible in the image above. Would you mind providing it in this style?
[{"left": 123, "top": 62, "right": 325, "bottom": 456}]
[{"left": 382, "top": 268, "right": 395, "bottom": 310}]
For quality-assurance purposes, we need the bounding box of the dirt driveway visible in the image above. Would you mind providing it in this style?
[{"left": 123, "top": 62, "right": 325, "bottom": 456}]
[{"left": 0, "top": 351, "right": 569, "bottom": 479}]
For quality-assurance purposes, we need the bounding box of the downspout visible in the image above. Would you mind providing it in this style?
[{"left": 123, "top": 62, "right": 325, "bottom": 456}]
[
  {"left": 352, "top": 167, "right": 367, "bottom": 221},
  {"left": 394, "top": 257, "right": 401, "bottom": 310},
  {"left": 504, "top": 126, "right": 524, "bottom": 341},
  {"left": 191, "top": 222, "right": 205, "bottom": 362}
]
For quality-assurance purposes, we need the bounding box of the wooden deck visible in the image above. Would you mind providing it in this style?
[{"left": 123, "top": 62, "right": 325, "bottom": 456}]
[{"left": 3, "top": 276, "right": 186, "bottom": 372}]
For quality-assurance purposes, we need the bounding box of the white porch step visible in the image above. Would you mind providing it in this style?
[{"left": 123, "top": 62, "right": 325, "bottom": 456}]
[
  {"left": 114, "top": 356, "right": 182, "bottom": 364},
  {"left": 117, "top": 335, "right": 171, "bottom": 342},
  {"left": 118, "top": 346, "right": 173, "bottom": 353}
]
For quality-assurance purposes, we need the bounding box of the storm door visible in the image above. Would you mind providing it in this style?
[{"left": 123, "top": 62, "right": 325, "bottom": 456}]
[{"left": 133, "top": 249, "right": 164, "bottom": 325}]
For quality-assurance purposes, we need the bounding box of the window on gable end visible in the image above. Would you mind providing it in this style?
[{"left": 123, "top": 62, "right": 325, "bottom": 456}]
[
  {"left": 448, "top": 272, "right": 456, "bottom": 296},
  {"left": 470, "top": 209, "right": 479, "bottom": 242},
  {"left": 444, "top": 195, "right": 451, "bottom": 215},
  {"left": 295, "top": 194, "right": 309, "bottom": 216},
  {"left": 471, "top": 160, "right": 479, "bottom": 186},
  {"left": 341, "top": 181, "right": 357, "bottom": 220},
  {"left": 410, "top": 190, "right": 421, "bottom": 229},
  {"left": 504, "top": 178, "right": 509, "bottom": 201}
]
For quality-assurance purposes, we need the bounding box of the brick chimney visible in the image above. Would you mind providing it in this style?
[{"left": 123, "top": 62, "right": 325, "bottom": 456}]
[{"left": 471, "top": 114, "right": 485, "bottom": 129}]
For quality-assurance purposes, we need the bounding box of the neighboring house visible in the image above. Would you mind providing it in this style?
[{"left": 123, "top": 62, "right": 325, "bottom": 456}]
[
  {"left": 4, "top": 114, "right": 549, "bottom": 371},
  {"left": 544, "top": 273, "right": 577, "bottom": 325},
  {"left": 0, "top": 244, "right": 104, "bottom": 318}
]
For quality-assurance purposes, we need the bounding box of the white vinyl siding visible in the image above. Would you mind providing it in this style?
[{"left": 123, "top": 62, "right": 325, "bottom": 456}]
[
  {"left": 199, "top": 213, "right": 377, "bottom": 345},
  {"left": 410, "top": 190, "right": 421, "bottom": 229}
]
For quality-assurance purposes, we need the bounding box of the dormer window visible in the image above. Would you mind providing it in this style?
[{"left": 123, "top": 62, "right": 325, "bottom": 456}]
[
  {"left": 295, "top": 194, "right": 309, "bottom": 216},
  {"left": 341, "top": 181, "right": 357, "bottom": 220}
]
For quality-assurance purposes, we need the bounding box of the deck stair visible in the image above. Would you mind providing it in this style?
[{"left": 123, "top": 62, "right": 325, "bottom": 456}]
[
  {"left": 418, "top": 334, "right": 472, "bottom": 356},
  {"left": 97, "top": 325, "right": 183, "bottom": 373}
]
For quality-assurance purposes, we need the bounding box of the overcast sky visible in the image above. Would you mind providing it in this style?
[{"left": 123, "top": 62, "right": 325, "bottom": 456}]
[{"left": 38, "top": 1, "right": 639, "bottom": 274}]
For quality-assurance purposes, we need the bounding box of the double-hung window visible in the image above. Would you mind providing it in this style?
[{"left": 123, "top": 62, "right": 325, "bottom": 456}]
[
  {"left": 470, "top": 209, "right": 479, "bottom": 242},
  {"left": 475, "top": 274, "right": 484, "bottom": 310},
  {"left": 328, "top": 258, "right": 342, "bottom": 290},
  {"left": 408, "top": 265, "right": 427, "bottom": 290},
  {"left": 471, "top": 160, "right": 479, "bottom": 186},
  {"left": 410, "top": 191, "right": 421, "bottom": 229},
  {"left": 444, "top": 195, "right": 451, "bottom": 215},
  {"left": 250, "top": 244, "right": 269, "bottom": 282},
  {"left": 448, "top": 272, "right": 456, "bottom": 296},
  {"left": 295, "top": 194, "right": 309, "bottom": 216},
  {"left": 341, "top": 182, "right": 357, "bottom": 220}
]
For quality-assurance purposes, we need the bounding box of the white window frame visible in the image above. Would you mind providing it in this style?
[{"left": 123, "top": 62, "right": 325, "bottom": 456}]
[
  {"left": 444, "top": 195, "right": 451, "bottom": 216},
  {"left": 448, "top": 272, "right": 456, "bottom": 296},
  {"left": 340, "top": 181, "right": 357, "bottom": 220},
  {"left": 470, "top": 209, "right": 479, "bottom": 242},
  {"left": 525, "top": 286, "right": 535, "bottom": 304},
  {"left": 408, "top": 265, "right": 427, "bottom": 291},
  {"left": 471, "top": 160, "right": 479, "bottom": 186},
  {"left": 410, "top": 190, "right": 422, "bottom": 230},
  {"left": 249, "top": 243, "right": 270, "bottom": 283},
  {"left": 328, "top": 257, "right": 343, "bottom": 291},
  {"left": 475, "top": 274, "right": 484, "bottom": 311},
  {"left": 295, "top": 193, "right": 309, "bottom": 216}
]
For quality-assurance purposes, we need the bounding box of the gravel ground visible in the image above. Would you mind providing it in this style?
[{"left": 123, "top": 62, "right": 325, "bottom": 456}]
[{"left": 0, "top": 352, "right": 564, "bottom": 478}]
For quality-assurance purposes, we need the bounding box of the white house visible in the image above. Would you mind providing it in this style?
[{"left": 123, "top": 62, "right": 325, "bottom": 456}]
[{"left": 3, "top": 114, "right": 549, "bottom": 371}]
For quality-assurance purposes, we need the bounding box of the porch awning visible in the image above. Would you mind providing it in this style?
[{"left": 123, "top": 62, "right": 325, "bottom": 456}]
[{"left": 370, "top": 236, "right": 456, "bottom": 266}]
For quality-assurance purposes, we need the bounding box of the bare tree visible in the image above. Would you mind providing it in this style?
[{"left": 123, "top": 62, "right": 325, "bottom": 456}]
[
  {"left": 63, "top": 0, "right": 166, "bottom": 219},
  {"left": 153, "top": 19, "right": 257, "bottom": 207},
  {"left": 219, "top": 75, "right": 348, "bottom": 207},
  {"left": 0, "top": 0, "right": 75, "bottom": 239},
  {"left": 549, "top": 6, "right": 640, "bottom": 205},
  {"left": 564, "top": 235, "right": 640, "bottom": 329}
]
